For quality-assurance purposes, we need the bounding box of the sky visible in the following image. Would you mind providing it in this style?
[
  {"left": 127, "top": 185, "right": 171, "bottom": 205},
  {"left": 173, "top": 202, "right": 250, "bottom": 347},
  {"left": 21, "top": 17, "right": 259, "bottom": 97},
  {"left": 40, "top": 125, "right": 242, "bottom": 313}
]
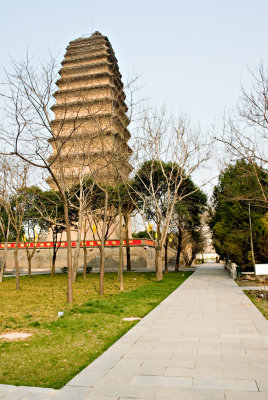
[{"left": 0, "top": 0, "right": 268, "bottom": 192}]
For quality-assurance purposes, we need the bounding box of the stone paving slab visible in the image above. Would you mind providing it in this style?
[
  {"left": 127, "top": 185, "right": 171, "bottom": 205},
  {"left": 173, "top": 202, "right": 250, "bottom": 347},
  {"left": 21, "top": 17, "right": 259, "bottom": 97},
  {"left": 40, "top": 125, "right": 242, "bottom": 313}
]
[
  {"left": 0, "top": 386, "right": 55, "bottom": 400},
  {"left": 1, "top": 263, "right": 268, "bottom": 399},
  {"left": 225, "top": 391, "right": 268, "bottom": 400},
  {"left": 155, "top": 387, "right": 226, "bottom": 400}
]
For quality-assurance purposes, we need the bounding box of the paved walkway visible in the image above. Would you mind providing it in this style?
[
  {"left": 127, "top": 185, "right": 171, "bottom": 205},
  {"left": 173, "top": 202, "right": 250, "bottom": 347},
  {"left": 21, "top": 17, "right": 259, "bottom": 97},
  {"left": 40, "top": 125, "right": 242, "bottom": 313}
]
[{"left": 1, "top": 263, "right": 268, "bottom": 399}]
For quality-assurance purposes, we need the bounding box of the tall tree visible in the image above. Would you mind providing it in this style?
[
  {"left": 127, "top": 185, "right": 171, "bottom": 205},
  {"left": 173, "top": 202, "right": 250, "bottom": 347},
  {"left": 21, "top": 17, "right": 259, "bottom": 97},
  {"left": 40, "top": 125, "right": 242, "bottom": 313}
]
[
  {"left": 171, "top": 179, "right": 207, "bottom": 271},
  {"left": 132, "top": 161, "right": 209, "bottom": 279},
  {"left": 209, "top": 160, "right": 268, "bottom": 268}
]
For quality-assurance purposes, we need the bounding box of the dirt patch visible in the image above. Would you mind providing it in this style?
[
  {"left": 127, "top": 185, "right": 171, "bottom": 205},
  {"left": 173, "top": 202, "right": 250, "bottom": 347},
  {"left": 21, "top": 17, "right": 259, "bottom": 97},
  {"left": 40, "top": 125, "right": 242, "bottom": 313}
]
[
  {"left": 247, "top": 290, "right": 268, "bottom": 300},
  {"left": 236, "top": 278, "right": 268, "bottom": 286},
  {"left": 0, "top": 331, "right": 33, "bottom": 341}
]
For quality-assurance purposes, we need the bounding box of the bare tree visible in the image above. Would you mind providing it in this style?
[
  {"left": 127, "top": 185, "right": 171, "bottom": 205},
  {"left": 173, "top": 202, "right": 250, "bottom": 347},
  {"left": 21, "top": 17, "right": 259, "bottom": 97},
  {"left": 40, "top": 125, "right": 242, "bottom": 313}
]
[
  {"left": 0, "top": 160, "right": 28, "bottom": 289},
  {"left": 70, "top": 171, "right": 87, "bottom": 282},
  {"left": 69, "top": 174, "right": 95, "bottom": 282},
  {"left": 88, "top": 184, "right": 118, "bottom": 295},
  {"left": 0, "top": 157, "right": 11, "bottom": 281},
  {"left": 23, "top": 228, "right": 39, "bottom": 278},
  {"left": 22, "top": 187, "right": 50, "bottom": 277},
  {"left": 24, "top": 188, "right": 67, "bottom": 276},
  {"left": 219, "top": 63, "right": 268, "bottom": 206},
  {"left": 128, "top": 109, "right": 211, "bottom": 281}
]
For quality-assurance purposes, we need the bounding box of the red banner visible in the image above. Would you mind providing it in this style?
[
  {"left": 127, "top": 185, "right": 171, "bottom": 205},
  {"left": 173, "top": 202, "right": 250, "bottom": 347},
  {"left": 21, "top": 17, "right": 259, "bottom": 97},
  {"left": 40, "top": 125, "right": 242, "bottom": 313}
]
[{"left": 0, "top": 239, "right": 147, "bottom": 249}]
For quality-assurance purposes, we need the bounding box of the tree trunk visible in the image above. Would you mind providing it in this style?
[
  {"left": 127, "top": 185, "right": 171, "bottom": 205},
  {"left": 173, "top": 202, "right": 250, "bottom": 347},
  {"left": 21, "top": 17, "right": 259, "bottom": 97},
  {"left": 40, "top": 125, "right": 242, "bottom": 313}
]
[
  {"left": 175, "top": 226, "right": 182, "bottom": 272},
  {"left": 99, "top": 190, "right": 108, "bottom": 295},
  {"left": 118, "top": 206, "right": 124, "bottom": 291},
  {"left": 73, "top": 186, "right": 84, "bottom": 282},
  {"left": 51, "top": 229, "right": 62, "bottom": 276},
  {"left": 72, "top": 238, "right": 81, "bottom": 280},
  {"left": 183, "top": 248, "right": 193, "bottom": 267},
  {"left": 164, "top": 236, "right": 168, "bottom": 274},
  {"left": 155, "top": 223, "right": 163, "bottom": 281},
  {"left": 99, "top": 243, "right": 105, "bottom": 295},
  {"left": 63, "top": 198, "right": 73, "bottom": 303},
  {"left": 83, "top": 219, "right": 87, "bottom": 280},
  {"left": 188, "top": 253, "right": 196, "bottom": 267},
  {"left": 0, "top": 222, "right": 10, "bottom": 282},
  {"left": 248, "top": 201, "right": 256, "bottom": 273},
  {"left": 124, "top": 214, "right": 131, "bottom": 271},
  {"left": 26, "top": 246, "right": 37, "bottom": 278},
  {"left": 27, "top": 251, "right": 32, "bottom": 278},
  {"left": 155, "top": 246, "right": 163, "bottom": 281},
  {"left": 14, "top": 235, "right": 20, "bottom": 290},
  {"left": 52, "top": 247, "right": 56, "bottom": 276},
  {"left": 72, "top": 219, "right": 82, "bottom": 282},
  {"left": 83, "top": 245, "right": 87, "bottom": 279},
  {"left": 0, "top": 240, "right": 8, "bottom": 282},
  {"left": 51, "top": 230, "right": 58, "bottom": 277}
]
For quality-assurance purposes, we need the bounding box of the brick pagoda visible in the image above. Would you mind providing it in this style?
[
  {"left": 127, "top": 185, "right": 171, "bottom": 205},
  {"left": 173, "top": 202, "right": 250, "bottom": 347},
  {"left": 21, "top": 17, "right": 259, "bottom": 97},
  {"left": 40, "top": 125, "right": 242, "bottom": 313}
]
[{"left": 48, "top": 31, "right": 132, "bottom": 189}]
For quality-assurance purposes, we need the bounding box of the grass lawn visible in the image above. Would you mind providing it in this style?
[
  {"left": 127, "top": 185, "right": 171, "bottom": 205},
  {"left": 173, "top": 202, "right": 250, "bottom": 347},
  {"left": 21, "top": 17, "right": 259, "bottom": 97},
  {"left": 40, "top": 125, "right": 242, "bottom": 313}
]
[
  {"left": 0, "top": 271, "right": 191, "bottom": 389},
  {"left": 245, "top": 290, "right": 268, "bottom": 320}
]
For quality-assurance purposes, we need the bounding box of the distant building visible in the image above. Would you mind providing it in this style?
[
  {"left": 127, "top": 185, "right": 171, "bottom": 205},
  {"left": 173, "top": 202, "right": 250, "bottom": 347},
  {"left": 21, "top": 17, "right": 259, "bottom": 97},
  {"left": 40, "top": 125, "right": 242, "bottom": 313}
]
[{"left": 197, "top": 212, "right": 218, "bottom": 262}]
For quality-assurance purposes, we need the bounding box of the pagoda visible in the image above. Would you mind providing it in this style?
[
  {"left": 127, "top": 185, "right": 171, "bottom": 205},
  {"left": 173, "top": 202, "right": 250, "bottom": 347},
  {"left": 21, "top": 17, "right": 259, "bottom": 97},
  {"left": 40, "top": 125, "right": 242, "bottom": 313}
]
[{"left": 48, "top": 31, "right": 132, "bottom": 189}]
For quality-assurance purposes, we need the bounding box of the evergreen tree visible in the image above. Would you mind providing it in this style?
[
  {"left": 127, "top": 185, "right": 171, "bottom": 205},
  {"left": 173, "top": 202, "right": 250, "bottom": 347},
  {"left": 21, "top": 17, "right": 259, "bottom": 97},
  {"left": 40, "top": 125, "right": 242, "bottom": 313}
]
[{"left": 210, "top": 160, "right": 268, "bottom": 268}]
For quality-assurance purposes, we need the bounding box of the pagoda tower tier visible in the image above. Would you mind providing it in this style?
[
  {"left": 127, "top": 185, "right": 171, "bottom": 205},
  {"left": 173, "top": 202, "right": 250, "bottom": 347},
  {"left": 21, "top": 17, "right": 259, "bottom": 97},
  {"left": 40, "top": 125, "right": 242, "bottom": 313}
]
[{"left": 48, "top": 31, "right": 132, "bottom": 189}]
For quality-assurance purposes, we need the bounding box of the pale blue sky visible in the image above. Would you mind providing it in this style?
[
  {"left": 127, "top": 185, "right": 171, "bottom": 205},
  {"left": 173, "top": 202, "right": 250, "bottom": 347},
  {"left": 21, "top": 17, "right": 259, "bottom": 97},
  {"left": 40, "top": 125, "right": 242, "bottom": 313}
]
[
  {"left": 1, "top": 0, "right": 267, "bottom": 191},
  {"left": 1, "top": 0, "right": 267, "bottom": 131}
]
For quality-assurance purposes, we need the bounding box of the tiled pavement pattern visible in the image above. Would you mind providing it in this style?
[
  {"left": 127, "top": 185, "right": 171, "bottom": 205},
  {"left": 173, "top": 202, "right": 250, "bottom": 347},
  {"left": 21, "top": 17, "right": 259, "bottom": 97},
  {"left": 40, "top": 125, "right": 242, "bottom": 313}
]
[{"left": 1, "top": 263, "right": 268, "bottom": 399}]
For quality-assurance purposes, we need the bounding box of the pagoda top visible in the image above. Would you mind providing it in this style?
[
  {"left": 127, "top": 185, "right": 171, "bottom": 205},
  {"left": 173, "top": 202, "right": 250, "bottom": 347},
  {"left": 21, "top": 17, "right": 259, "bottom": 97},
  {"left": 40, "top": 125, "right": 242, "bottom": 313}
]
[
  {"left": 92, "top": 31, "right": 102, "bottom": 36},
  {"left": 75, "top": 31, "right": 106, "bottom": 41}
]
